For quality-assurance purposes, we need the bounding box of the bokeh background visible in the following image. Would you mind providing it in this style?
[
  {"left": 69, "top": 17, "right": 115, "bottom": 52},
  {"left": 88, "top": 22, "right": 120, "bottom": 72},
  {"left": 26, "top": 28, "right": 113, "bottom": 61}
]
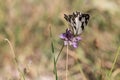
[{"left": 0, "top": 0, "right": 120, "bottom": 80}]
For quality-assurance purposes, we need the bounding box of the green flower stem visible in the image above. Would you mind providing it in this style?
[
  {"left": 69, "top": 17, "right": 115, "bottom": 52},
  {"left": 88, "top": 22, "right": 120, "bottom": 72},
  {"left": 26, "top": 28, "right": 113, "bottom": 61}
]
[
  {"left": 55, "top": 44, "right": 64, "bottom": 64},
  {"left": 108, "top": 46, "right": 120, "bottom": 78}
]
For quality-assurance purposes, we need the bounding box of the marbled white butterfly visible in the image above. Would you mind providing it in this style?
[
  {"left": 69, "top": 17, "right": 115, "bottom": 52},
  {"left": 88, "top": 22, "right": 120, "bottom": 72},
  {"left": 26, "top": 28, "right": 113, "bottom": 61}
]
[{"left": 64, "top": 11, "right": 90, "bottom": 35}]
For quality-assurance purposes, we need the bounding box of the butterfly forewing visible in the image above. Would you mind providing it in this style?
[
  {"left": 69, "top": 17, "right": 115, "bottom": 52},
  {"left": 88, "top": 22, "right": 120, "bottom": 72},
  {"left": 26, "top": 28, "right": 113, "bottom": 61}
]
[{"left": 64, "top": 11, "right": 90, "bottom": 36}]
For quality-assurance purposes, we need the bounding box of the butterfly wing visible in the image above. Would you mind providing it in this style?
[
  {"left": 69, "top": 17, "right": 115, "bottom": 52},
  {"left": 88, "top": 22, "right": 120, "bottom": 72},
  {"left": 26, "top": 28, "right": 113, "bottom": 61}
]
[
  {"left": 64, "top": 11, "right": 90, "bottom": 35},
  {"left": 64, "top": 12, "right": 90, "bottom": 35},
  {"left": 64, "top": 14, "right": 77, "bottom": 35},
  {"left": 76, "top": 13, "right": 90, "bottom": 35}
]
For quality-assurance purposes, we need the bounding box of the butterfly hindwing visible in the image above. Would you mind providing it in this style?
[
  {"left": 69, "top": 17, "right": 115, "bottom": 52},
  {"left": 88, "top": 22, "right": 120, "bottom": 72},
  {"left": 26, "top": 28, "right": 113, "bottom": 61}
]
[{"left": 64, "top": 11, "right": 90, "bottom": 35}]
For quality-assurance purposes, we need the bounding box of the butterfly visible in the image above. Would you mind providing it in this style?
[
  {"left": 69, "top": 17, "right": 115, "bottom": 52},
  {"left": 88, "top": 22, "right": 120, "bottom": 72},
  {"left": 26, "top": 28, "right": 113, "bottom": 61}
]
[{"left": 64, "top": 11, "right": 90, "bottom": 36}]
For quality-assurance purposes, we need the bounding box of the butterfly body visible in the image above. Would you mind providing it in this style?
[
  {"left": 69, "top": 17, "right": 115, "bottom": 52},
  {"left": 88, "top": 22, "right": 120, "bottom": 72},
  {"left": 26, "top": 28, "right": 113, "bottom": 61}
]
[{"left": 64, "top": 11, "right": 90, "bottom": 36}]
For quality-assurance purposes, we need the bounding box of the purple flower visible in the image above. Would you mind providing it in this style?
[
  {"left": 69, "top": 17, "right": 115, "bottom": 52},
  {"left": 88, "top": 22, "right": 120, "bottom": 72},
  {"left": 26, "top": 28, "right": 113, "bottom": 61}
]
[{"left": 60, "top": 29, "right": 82, "bottom": 48}]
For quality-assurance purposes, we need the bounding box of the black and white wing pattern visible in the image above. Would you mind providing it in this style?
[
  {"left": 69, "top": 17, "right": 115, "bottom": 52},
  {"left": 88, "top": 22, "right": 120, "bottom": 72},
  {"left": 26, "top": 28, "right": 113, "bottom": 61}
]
[{"left": 64, "top": 11, "right": 90, "bottom": 35}]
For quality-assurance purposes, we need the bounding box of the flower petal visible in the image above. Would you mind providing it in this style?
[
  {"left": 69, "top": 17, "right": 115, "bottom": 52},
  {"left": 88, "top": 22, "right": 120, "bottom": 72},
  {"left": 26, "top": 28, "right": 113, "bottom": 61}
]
[
  {"left": 59, "top": 33, "right": 66, "bottom": 39},
  {"left": 60, "top": 28, "right": 81, "bottom": 48},
  {"left": 64, "top": 41, "right": 68, "bottom": 45},
  {"left": 72, "top": 42, "right": 78, "bottom": 48},
  {"left": 76, "top": 36, "right": 82, "bottom": 41},
  {"left": 69, "top": 41, "right": 72, "bottom": 45}
]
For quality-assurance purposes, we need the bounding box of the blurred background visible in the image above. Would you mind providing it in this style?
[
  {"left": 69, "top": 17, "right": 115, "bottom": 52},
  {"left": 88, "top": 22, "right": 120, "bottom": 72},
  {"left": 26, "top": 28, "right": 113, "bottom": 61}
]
[{"left": 0, "top": 0, "right": 120, "bottom": 80}]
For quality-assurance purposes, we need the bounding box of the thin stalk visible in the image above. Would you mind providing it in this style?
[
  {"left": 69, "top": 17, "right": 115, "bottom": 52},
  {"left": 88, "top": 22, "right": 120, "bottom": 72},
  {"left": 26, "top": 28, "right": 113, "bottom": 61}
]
[
  {"left": 66, "top": 44, "right": 69, "bottom": 80},
  {"left": 50, "top": 26, "right": 58, "bottom": 80},
  {"left": 55, "top": 44, "right": 64, "bottom": 64},
  {"left": 5, "top": 39, "right": 25, "bottom": 80},
  {"left": 108, "top": 46, "right": 120, "bottom": 78},
  {"left": 51, "top": 41, "right": 58, "bottom": 80},
  {"left": 54, "top": 55, "right": 58, "bottom": 80}
]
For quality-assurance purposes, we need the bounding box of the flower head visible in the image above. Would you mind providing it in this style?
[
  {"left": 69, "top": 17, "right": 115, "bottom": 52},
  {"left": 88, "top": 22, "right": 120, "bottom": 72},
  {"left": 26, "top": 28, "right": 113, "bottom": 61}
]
[{"left": 60, "top": 29, "right": 82, "bottom": 48}]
